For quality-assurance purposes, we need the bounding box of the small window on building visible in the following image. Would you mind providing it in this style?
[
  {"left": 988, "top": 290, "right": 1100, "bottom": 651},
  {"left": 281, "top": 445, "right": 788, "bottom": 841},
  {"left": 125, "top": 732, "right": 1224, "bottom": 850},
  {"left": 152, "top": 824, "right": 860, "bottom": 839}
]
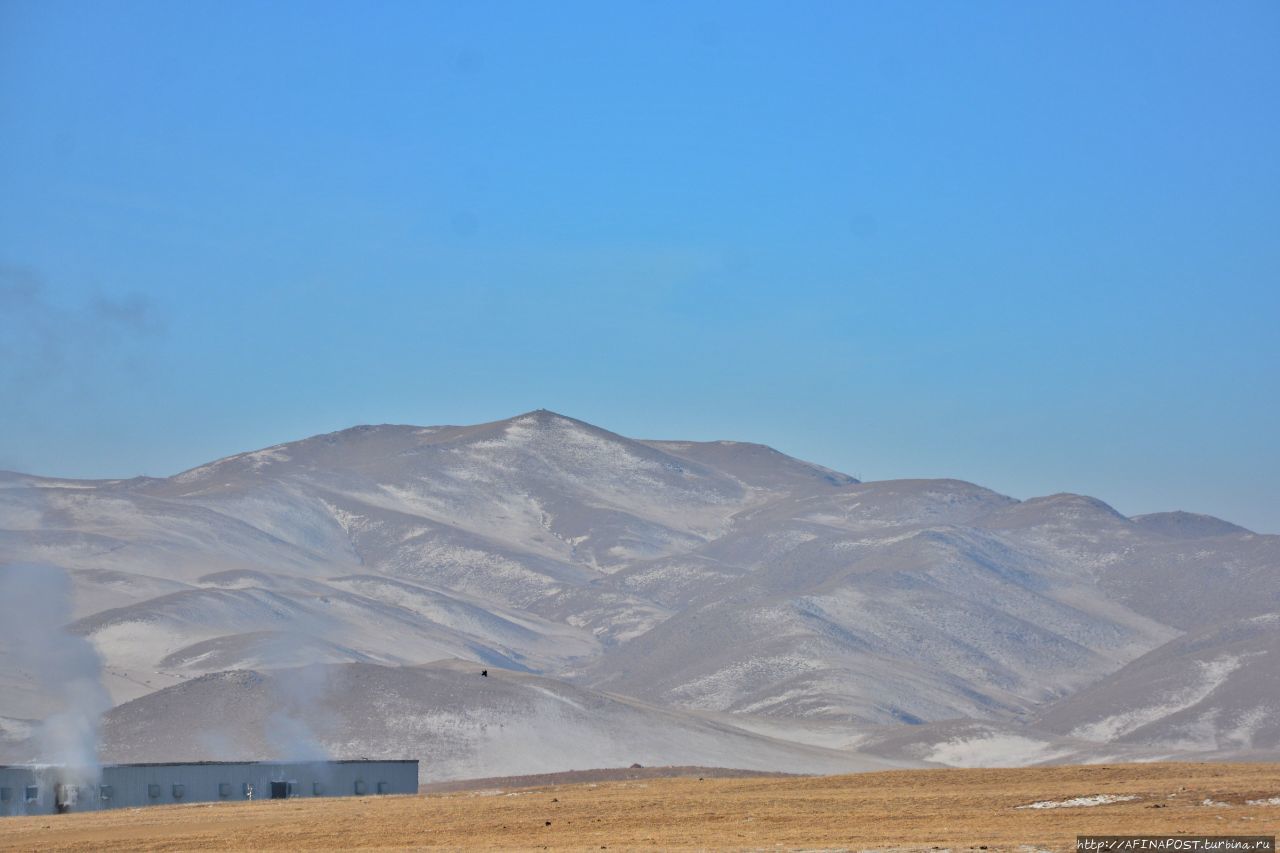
[
  {"left": 100, "top": 785, "right": 114, "bottom": 801},
  {"left": 312, "top": 781, "right": 324, "bottom": 796},
  {"left": 148, "top": 784, "right": 161, "bottom": 799},
  {"left": 377, "top": 782, "right": 389, "bottom": 794},
  {"left": 25, "top": 786, "right": 39, "bottom": 802},
  {"left": 0, "top": 787, "right": 10, "bottom": 802},
  {"left": 219, "top": 782, "right": 231, "bottom": 798},
  {"left": 172, "top": 784, "right": 185, "bottom": 799},
  {"left": 353, "top": 780, "right": 366, "bottom": 795}
]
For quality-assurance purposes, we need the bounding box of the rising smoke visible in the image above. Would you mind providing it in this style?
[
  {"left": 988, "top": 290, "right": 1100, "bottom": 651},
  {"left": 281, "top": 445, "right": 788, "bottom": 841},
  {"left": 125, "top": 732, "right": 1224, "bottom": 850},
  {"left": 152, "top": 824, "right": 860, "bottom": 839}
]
[
  {"left": 264, "top": 662, "right": 332, "bottom": 761},
  {"left": 0, "top": 563, "right": 111, "bottom": 782}
]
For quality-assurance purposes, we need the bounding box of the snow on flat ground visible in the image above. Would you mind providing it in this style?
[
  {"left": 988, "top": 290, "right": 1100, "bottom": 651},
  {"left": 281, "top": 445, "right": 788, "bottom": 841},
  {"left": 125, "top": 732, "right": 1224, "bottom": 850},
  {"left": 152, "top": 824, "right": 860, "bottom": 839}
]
[{"left": 1017, "top": 794, "right": 1139, "bottom": 809}]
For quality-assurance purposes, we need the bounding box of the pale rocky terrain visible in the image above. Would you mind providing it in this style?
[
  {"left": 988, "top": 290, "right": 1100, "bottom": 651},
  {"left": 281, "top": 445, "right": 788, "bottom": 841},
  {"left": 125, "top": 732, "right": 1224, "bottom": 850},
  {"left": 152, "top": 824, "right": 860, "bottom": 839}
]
[{"left": 1, "top": 410, "right": 1276, "bottom": 780}]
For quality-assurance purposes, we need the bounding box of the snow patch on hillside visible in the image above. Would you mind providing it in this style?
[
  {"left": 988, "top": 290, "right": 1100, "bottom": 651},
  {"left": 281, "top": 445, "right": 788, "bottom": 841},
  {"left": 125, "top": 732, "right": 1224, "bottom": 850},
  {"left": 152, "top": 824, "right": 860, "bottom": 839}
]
[
  {"left": 1069, "top": 655, "right": 1250, "bottom": 742},
  {"left": 926, "top": 734, "right": 1075, "bottom": 768}
]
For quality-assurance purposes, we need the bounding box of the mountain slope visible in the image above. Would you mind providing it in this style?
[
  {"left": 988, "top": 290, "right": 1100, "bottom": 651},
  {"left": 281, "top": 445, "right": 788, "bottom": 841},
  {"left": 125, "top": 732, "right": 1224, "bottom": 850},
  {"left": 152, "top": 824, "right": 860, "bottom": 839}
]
[
  {"left": 1, "top": 410, "right": 1276, "bottom": 774},
  {"left": 1034, "top": 614, "right": 1280, "bottom": 752},
  {"left": 581, "top": 483, "right": 1179, "bottom": 724},
  {"left": 90, "top": 661, "right": 901, "bottom": 782}
]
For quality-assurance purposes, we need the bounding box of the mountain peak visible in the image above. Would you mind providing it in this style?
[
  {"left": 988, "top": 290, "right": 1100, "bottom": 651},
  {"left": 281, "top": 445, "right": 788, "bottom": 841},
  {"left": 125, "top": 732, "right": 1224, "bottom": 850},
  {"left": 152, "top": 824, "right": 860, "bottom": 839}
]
[
  {"left": 1130, "top": 511, "right": 1251, "bottom": 538},
  {"left": 505, "top": 408, "right": 587, "bottom": 426}
]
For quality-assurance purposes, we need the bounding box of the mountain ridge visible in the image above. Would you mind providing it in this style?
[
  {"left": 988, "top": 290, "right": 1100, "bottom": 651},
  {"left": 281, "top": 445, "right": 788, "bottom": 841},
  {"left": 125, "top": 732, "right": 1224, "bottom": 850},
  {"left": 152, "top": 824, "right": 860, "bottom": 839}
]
[{"left": 1, "top": 410, "right": 1275, "bottom": 776}]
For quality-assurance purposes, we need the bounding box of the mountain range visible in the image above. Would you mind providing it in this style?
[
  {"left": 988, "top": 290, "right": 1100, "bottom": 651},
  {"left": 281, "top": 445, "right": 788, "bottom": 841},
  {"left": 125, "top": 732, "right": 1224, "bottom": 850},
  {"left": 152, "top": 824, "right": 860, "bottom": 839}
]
[{"left": 1, "top": 410, "right": 1276, "bottom": 781}]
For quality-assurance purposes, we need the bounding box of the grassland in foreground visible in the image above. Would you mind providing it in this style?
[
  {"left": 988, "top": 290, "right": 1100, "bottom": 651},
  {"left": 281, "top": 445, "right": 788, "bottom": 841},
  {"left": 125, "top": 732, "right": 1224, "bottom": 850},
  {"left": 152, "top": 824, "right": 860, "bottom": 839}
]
[{"left": 2, "top": 762, "right": 1278, "bottom": 851}]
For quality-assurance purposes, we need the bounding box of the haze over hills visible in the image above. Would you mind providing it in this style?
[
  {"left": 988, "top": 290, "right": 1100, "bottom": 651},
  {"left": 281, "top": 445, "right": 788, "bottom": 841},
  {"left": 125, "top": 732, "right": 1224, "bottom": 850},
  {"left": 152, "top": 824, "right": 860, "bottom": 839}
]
[
  {"left": 1, "top": 410, "right": 1276, "bottom": 780},
  {"left": 96, "top": 661, "right": 900, "bottom": 781}
]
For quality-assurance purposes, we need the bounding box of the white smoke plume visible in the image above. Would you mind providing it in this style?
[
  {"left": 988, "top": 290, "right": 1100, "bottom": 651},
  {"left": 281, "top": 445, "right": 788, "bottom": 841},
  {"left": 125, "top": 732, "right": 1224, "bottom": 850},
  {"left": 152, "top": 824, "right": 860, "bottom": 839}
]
[
  {"left": 264, "top": 662, "right": 332, "bottom": 761},
  {"left": 0, "top": 563, "right": 111, "bottom": 782}
]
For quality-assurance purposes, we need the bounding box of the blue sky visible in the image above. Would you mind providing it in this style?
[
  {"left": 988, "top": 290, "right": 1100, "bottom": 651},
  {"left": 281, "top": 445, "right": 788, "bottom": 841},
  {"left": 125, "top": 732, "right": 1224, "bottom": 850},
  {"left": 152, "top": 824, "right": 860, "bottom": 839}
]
[{"left": 2, "top": 0, "right": 1278, "bottom": 531}]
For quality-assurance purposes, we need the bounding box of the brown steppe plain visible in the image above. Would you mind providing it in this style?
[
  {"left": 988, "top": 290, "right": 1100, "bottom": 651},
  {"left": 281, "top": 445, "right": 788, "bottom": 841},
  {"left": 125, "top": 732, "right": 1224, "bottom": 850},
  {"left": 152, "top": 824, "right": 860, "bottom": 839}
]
[{"left": 2, "top": 762, "right": 1278, "bottom": 852}]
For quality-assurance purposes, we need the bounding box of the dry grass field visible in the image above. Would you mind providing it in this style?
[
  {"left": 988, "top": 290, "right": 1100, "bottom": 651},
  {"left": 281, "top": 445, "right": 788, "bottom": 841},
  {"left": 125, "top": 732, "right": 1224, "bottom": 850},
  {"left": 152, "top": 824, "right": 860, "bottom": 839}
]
[{"left": 2, "top": 762, "right": 1278, "bottom": 852}]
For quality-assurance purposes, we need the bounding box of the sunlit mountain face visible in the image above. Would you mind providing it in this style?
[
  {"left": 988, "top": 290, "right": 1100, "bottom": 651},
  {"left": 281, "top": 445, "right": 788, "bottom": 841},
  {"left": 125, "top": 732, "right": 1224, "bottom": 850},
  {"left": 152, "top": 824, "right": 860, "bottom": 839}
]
[{"left": 3, "top": 410, "right": 1277, "bottom": 780}]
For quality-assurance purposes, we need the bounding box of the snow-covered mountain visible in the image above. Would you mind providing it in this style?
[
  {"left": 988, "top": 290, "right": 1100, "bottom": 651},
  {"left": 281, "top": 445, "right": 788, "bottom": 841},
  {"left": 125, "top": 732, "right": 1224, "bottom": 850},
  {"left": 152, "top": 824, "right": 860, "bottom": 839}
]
[{"left": 1, "top": 410, "right": 1276, "bottom": 776}]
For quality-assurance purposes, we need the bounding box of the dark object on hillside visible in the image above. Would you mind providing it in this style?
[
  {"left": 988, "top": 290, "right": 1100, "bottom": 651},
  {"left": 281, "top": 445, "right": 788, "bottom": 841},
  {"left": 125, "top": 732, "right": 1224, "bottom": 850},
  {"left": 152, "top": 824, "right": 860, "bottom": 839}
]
[
  {"left": 630, "top": 763, "right": 643, "bottom": 768},
  {"left": 481, "top": 670, "right": 488, "bottom": 677}
]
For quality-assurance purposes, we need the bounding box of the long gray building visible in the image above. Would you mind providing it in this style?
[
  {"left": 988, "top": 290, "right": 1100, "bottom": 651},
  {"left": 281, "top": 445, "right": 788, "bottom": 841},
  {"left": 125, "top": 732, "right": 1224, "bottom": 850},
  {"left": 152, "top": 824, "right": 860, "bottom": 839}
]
[{"left": 0, "top": 760, "right": 418, "bottom": 816}]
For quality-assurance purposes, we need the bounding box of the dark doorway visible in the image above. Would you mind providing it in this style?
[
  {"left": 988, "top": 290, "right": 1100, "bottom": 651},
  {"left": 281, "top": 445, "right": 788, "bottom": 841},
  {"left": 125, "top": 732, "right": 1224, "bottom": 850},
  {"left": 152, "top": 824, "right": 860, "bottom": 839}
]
[{"left": 270, "top": 781, "right": 288, "bottom": 799}]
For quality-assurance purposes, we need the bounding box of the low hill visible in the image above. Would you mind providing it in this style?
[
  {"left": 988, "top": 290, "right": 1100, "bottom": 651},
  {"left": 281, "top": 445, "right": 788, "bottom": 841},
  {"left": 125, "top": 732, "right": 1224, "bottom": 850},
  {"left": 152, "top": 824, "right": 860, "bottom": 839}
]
[{"left": 94, "top": 660, "right": 900, "bottom": 782}]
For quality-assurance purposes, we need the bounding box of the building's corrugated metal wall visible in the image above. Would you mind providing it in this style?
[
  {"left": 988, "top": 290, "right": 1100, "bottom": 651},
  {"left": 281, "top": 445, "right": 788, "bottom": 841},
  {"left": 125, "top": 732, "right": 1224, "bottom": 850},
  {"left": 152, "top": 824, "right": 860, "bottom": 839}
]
[{"left": 0, "top": 761, "right": 418, "bottom": 816}]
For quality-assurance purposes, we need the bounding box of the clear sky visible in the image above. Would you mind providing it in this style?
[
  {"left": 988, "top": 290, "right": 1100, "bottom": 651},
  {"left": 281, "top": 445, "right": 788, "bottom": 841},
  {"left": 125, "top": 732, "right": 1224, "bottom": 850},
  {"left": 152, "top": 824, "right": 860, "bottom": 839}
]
[{"left": 2, "top": 1, "right": 1278, "bottom": 532}]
